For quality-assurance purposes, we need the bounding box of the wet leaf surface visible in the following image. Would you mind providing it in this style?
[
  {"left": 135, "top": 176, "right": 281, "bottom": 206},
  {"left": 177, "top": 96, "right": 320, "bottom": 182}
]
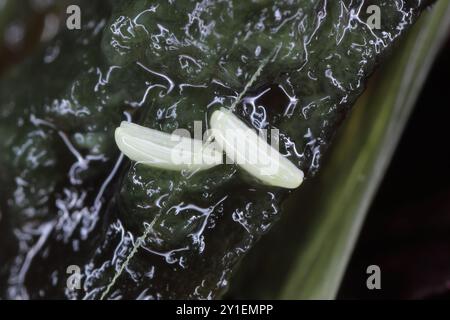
[{"left": 0, "top": 0, "right": 430, "bottom": 299}]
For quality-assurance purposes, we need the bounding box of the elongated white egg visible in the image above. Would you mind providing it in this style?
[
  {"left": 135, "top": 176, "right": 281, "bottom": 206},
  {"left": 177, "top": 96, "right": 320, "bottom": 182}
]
[
  {"left": 210, "top": 108, "right": 304, "bottom": 189},
  {"left": 115, "top": 122, "right": 222, "bottom": 171}
]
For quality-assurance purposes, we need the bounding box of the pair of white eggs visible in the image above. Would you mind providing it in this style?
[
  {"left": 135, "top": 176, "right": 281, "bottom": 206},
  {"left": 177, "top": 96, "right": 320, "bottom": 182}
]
[{"left": 115, "top": 108, "right": 304, "bottom": 189}]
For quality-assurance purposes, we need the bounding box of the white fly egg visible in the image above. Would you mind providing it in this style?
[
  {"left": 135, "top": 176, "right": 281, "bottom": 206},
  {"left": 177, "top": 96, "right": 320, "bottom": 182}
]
[
  {"left": 115, "top": 121, "right": 222, "bottom": 171},
  {"left": 210, "top": 108, "right": 303, "bottom": 189}
]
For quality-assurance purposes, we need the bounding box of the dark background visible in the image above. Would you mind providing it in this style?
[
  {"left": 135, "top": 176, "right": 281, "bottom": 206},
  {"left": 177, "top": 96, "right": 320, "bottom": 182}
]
[{"left": 338, "top": 37, "right": 450, "bottom": 299}]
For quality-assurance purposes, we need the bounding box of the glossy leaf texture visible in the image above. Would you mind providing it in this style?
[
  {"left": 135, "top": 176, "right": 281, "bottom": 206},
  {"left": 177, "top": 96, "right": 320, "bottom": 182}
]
[
  {"left": 0, "top": 0, "right": 432, "bottom": 299},
  {"left": 227, "top": 0, "right": 450, "bottom": 300}
]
